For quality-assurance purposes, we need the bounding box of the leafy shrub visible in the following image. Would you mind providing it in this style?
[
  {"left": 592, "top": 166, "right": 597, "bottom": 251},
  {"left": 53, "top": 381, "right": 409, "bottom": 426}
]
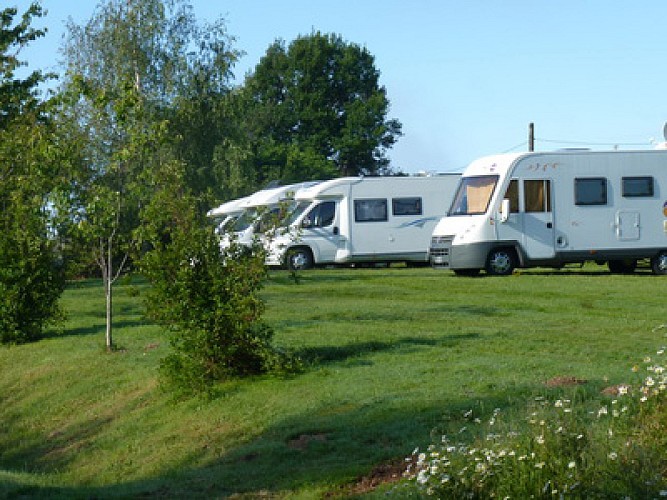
[
  {"left": 140, "top": 179, "right": 298, "bottom": 395},
  {"left": 0, "top": 218, "right": 64, "bottom": 344}
]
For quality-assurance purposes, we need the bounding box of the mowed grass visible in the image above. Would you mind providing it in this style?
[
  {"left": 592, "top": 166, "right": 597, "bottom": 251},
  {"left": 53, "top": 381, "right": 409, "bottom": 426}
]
[{"left": 1, "top": 265, "right": 665, "bottom": 498}]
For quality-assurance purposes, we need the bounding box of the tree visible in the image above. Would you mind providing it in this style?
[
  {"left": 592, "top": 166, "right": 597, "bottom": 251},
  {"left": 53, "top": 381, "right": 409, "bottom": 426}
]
[
  {"left": 0, "top": 3, "right": 65, "bottom": 344},
  {"left": 58, "top": 0, "right": 238, "bottom": 350},
  {"left": 223, "top": 31, "right": 402, "bottom": 186}
]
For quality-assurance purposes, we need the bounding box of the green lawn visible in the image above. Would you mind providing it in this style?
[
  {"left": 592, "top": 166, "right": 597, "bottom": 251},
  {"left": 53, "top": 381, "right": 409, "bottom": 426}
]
[{"left": 1, "top": 265, "right": 665, "bottom": 498}]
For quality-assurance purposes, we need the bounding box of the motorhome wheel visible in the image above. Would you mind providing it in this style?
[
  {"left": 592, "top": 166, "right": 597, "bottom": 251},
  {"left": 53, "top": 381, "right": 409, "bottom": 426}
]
[
  {"left": 485, "top": 248, "right": 516, "bottom": 276},
  {"left": 287, "top": 247, "right": 314, "bottom": 271},
  {"left": 650, "top": 251, "right": 667, "bottom": 275}
]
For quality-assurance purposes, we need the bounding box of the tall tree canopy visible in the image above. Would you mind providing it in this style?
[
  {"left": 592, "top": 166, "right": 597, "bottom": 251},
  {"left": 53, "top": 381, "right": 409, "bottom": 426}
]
[{"left": 218, "top": 31, "right": 402, "bottom": 192}]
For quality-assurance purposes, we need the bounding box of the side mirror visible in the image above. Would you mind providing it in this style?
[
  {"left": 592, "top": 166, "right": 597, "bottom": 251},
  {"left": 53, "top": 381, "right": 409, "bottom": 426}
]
[{"left": 499, "top": 199, "right": 510, "bottom": 223}]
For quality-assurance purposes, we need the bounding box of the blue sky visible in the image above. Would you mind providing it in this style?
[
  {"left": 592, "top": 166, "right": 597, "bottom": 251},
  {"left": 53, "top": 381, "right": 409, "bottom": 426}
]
[{"left": 11, "top": 1, "right": 667, "bottom": 173}]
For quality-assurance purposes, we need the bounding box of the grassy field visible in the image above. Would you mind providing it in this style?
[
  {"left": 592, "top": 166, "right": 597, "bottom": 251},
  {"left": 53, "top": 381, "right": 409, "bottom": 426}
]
[{"left": 0, "top": 264, "right": 665, "bottom": 498}]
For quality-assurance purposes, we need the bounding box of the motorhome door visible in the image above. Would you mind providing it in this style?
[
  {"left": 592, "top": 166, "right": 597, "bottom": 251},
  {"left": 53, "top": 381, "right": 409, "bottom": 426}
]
[
  {"left": 301, "top": 200, "right": 342, "bottom": 262},
  {"left": 521, "top": 179, "right": 555, "bottom": 259}
]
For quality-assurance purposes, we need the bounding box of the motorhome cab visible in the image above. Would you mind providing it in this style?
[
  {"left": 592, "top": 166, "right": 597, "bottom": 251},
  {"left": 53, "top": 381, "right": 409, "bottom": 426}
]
[
  {"left": 266, "top": 175, "right": 460, "bottom": 269},
  {"left": 430, "top": 150, "right": 667, "bottom": 276},
  {"left": 208, "top": 196, "right": 249, "bottom": 234},
  {"left": 218, "top": 182, "right": 319, "bottom": 248}
]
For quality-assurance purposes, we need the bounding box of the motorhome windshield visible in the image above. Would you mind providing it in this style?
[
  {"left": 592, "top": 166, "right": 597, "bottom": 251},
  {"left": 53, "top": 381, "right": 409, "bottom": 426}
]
[
  {"left": 449, "top": 175, "right": 499, "bottom": 215},
  {"left": 231, "top": 209, "right": 258, "bottom": 232},
  {"left": 281, "top": 200, "right": 312, "bottom": 227}
]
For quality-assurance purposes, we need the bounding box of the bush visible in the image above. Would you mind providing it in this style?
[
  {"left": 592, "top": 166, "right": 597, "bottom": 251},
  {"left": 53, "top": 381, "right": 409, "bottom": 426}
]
[
  {"left": 140, "top": 194, "right": 297, "bottom": 395},
  {"left": 0, "top": 224, "right": 64, "bottom": 344}
]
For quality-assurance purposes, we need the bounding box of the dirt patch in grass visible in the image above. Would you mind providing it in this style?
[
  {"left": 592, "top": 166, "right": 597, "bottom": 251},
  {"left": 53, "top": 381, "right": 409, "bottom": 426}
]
[
  {"left": 327, "top": 460, "right": 406, "bottom": 497},
  {"left": 544, "top": 376, "right": 587, "bottom": 387}
]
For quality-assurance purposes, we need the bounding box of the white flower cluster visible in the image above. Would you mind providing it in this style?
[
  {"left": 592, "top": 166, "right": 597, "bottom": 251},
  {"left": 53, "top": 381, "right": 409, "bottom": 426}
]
[{"left": 404, "top": 345, "right": 666, "bottom": 497}]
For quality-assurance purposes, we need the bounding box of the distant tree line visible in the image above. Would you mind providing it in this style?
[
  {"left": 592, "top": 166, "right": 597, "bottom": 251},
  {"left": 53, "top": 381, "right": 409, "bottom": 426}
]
[{"left": 0, "top": 0, "right": 402, "bottom": 392}]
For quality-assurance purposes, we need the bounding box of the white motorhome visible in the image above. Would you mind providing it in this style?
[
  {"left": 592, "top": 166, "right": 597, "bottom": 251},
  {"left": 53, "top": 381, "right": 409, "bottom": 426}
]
[
  {"left": 430, "top": 150, "right": 667, "bottom": 276},
  {"left": 207, "top": 196, "right": 249, "bottom": 234},
  {"left": 220, "top": 182, "right": 320, "bottom": 248},
  {"left": 265, "top": 175, "right": 461, "bottom": 269}
]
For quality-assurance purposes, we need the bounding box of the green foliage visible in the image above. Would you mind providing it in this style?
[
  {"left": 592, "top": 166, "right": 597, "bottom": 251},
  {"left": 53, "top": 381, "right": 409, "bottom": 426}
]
[
  {"left": 220, "top": 31, "right": 402, "bottom": 189},
  {"left": 139, "top": 164, "right": 295, "bottom": 395},
  {"left": 0, "top": 3, "right": 65, "bottom": 344},
  {"left": 0, "top": 220, "right": 64, "bottom": 344},
  {"left": 405, "top": 348, "right": 667, "bottom": 498}
]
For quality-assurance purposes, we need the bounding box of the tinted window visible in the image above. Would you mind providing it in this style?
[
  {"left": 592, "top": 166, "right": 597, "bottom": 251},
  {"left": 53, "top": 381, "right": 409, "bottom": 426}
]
[
  {"left": 575, "top": 178, "right": 607, "bottom": 205},
  {"left": 622, "top": 176, "right": 654, "bottom": 197},
  {"left": 303, "top": 201, "right": 336, "bottom": 228},
  {"left": 354, "top": 199, "right": 388, "bottom": 222},
  {"left": 392, "top": 197, "right": 423, "bottom": 216}
]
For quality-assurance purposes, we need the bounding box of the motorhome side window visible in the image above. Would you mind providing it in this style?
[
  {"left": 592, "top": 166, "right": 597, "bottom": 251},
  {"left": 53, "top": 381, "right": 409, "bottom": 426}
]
[
  {"left": 303, "top": 201, "right": 336, "bottom": 227},
  {"left": 504, "top": 180, "right": 519, "bottom": 213},
  {"left": 622, "top": 176, "right": 654, "bottom": 197},
  {"left": 575, "top": 177, "right": 607, "bottom": 206},
  {"left": 392, "top": 197, "right": 423, "bottom": 216},
  {"left": 354, "top": 199, "right": 388, "bottom": 222},
  {"left": 524, "top": 180, "right": 552, "bottom": 212}
]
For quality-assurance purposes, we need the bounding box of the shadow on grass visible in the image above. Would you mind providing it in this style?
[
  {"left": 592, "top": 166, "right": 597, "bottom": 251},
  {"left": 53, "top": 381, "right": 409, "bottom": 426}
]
[
  {"left": 0, "top": 389, "right": 530, "bottom": 499},
  {"left": 45, "top": 319, "right": 151, "bottom": 339},
  {"left": 295, "top": 333, "right": 480, "bottom": 367}
]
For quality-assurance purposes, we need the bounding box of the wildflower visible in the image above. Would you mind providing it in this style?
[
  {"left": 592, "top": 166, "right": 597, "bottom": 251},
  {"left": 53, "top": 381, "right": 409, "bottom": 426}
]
[
  {"left": 554, "top": 399, "right": 563, "bottom": 407},
  {"left": 536, "top": 435, "right": 545, "bottom": 445},
  {"left": 597, "top": 406, "right": 608, "bottom": 417},
  {"left": 417, "top": 470, "right": 429, "bottom": 485},
  {"left": 568, "top": 461, "right": 576, "bottom": 469},
  {"left": 535, "top": 462, "right": 545, "bottom": 469},
  {"left": 608, "top": 452, "right": 618, "bottom": 460},
  {"left": 646, "top": 377, "right": 655, "bottom": 387},
  {"left": 618, "top": 385, "right": 629, "bottom": 395},
  {"left": 640, "top": 396, "right": 648, "bottom": 403}
]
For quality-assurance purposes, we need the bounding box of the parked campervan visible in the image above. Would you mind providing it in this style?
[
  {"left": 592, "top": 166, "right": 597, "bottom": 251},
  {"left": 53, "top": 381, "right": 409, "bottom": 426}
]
[
  {"left": 208, "top": 196, "right": 249, "bottom": 234},
  {"left": 430, "top": 149, "right": 667, "bottom": 276},
  {"left": 220, "top": 182, "right": 320, "bottom": 248},
  {"left": 265, "top": 175, "right": 461, "bottom": 269}
]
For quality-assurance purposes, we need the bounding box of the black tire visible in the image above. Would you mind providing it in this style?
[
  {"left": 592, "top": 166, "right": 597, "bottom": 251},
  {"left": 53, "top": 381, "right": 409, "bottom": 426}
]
[
  {"left": 485, "top": 248, "right": 516, "bottom": 276},
  {"left": 607, "top": 259, "right": 637, "bottom": 274},
  {"left": 650, "top": 251, "right": 667, "bottom": 275},
  {"left": 286, "top": 247, "right": 314, "bottom": 271}
]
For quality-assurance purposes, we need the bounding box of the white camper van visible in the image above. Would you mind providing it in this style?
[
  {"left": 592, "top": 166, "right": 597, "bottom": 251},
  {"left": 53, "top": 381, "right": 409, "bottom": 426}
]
[
  {"left": 430, "top": 150, "right": 667, "bottom": 276},
  {"left": 220, "top": 182, "right": 320, "bottom": 248},
  {"left": 266, "top": 175, "right": 461, "bottom": 269},
  {"left": 208, "top": 196, "right": 249, "bottom": 234}
]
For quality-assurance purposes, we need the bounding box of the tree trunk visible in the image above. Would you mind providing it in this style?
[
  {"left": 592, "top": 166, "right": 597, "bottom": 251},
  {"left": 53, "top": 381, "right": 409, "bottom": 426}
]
[{"left": 105, "top": 238, "right": 113, "bottom": 352}]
